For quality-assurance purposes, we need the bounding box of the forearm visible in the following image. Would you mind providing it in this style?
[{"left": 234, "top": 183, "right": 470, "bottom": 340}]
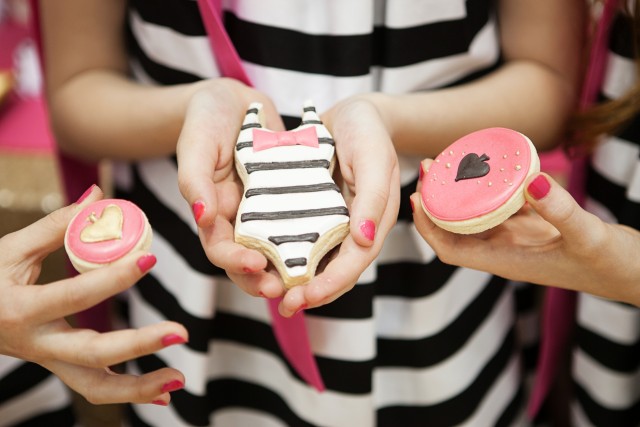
[
  {"left": 377, "top": 59, "right": 578, "bottom": 158},
  {"left": 49, "top": 71, "right": 202, "bottom": 161}
]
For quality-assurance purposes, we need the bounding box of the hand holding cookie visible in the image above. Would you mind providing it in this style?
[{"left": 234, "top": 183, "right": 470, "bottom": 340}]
[{"left": 0, "top": 185, "right": 187, "bottom": 406}]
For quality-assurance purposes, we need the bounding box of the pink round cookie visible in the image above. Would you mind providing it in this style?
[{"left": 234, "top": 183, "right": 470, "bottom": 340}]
[
  {"left": 420, "top": 127, "right": 539, "bottom": 234},
  {"left": 64, "top": 199, "right": 152, "bottom": 273}
]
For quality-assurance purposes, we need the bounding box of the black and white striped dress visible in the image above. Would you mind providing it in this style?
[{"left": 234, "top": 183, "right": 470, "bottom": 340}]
[
  {"left": 0, "top": 356, "right": 76, "bottom": 426},
  {"left": 118, "top": 1, "right": 535, "bottom": 425},
  {"left": 571, "top": 6, "right": 640, "bottom": 426}
]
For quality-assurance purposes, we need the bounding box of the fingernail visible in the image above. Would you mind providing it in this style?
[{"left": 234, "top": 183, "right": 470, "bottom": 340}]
[
  {"left": 161, "top": 380, "right": 184, "bottom": 393},
  {"left": 410, "top": 198, "right": 415, "bottom": 213},
  {"left": 243, "top": 267, "right": 255, "bottom": 274},
  {"left": 296, "top": 303, "right": 308, "bottom": 314},
  {"left": 258, "top": 291, "right": 267, "bottom": 298},
  {"left": 152, "top": 400, "right": 168, "bottom": 406},
  {"left": 161, "top": 334, "right": 187, "bottom": 347},
  {"left": 527, "top": 175, "right": 551, "bottom": 200},
  {"left": 359, "top": 219, "right": 376, "bottom": 241},
  {"left": 192, "top": 200, "right": 205, "bottom": 225},
  {"left": 419, "top": 163, "right": 425, "bottom": 181},
  {"left": 137, "top": 254, "right": 157, "bottom": 273},
  {"left": 76, "top": 184, "right": 97, "bottom": 204}
]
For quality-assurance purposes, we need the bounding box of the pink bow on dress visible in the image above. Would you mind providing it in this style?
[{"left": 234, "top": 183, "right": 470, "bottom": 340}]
[{"left": 252, "top": 126, "right": 319, "bottom": 152}]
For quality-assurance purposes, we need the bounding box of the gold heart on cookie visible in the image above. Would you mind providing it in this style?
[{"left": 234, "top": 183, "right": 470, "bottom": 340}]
[{"left": 80, "top": 204, "right": 123, "bottom": 243}]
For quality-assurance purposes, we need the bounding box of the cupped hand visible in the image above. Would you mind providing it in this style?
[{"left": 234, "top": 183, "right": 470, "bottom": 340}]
[
  {"left": 0, "top": 186, "right": 188, "bottom": 406},
  {"left": 277, "top": 95, "right": 401, "bottom": 316},
  {"left": 176, "top": 78, "right": 287, "bottom": 298},
  {"left": 411, "top": 159, "right": 640, "bottom": 305}
]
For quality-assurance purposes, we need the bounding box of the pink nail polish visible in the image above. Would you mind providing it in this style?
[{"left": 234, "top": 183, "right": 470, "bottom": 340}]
[
  {"left": 161, "top": 334, "right": 187, "bottom": 347},
  {"left": 161, "top": 380, "right": 184, "bottom": 393},
  {"left": 419, "top": 164, "right": 424, "bottom": 181},
  {"left": 359, "top": 220, "right": 376, "bottom": 241},
  {"left": 527, "top": 175, "right": 551, "bottom": 200},
  {"left": 76, "top": 184, "right": 97, "bottom": 204},
  {"left": 296, "top": 304, "right": 308, "bottom": 314},
  {"left": 192, "top": 200, "right": 205, "bottom": 225},
  {"left": 410, "top": 198, "right": 415, "bottom": 213},
  {"left": 137, "top": 254, "right": 157, "bottom": 273},
  {"left": 152, "top": 400, "right": 168, "bottom": 406},
  {"left": 243, "top": 267, "right": 255, "bottom": 274}
]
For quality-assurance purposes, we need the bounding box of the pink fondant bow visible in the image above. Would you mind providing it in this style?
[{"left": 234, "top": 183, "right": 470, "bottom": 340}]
[{"left": 252, "top": 127, "right": 319, "bottom": 152}]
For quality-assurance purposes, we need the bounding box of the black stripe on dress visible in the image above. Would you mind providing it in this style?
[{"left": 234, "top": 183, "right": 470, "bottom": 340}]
[
  {"left": 574, "top": 380, "right": 640, "bottom": 427},
  {"left": 12, "top": 406, "right": 76, "bottom": 427},
  {"left": 0, "top": 361, "right": 51, "bottom": 403},
  {"left": 116, "top": 166, "right": 224, "bottom": 276},
  {"left": 129, "top": 0, "right": 204, "bottom": 36},
  {"left": 377, "top": 275, "right": 508, "bottom": 367},
  {"left": 225, "top": 0, "right": 491, "bottom": 74},
  {"left": 586, "top": 165, "right": 640, "bottom": 229},
  {"left": 576, "top": 324, "right": 640, "bottom": 373},
  {"left": 125, "top": 25, "right": 203, "bottom": 84},
  {"left": 374, "top": 260, "right": 460, "bottom": 298},
  {"left": 377, "top": 328, "right": 519, "bottom": 426}
]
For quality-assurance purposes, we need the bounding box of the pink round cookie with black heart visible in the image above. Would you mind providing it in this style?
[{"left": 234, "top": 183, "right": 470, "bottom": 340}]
[
  {"left": 64, "top": 199, "right": 153, "bottom": 273},
  {"left": 420, "top": 127, "right": 539, "bottom": 234}
]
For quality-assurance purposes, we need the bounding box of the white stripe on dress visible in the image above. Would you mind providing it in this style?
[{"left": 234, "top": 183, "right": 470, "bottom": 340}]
[
  {"left": 129, "top": 10, "right": 219, "bottom": 79},
  {"left": 373, "top": 287, "right": 513, "bottom": 407},
  {"left": 375, "top": 269, "right": 493, "bottom": 339},
  {"left": 577, "top": 293, "right": 640, "bottom": 345},
  {"left": 0, "top": 373, "right": 72, "bottom": 427},
  {"left": 573, "top": 348, "right": 640, "bottom": 410}
]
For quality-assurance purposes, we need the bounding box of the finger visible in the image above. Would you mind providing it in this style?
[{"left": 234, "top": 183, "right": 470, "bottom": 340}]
[
  {"left": 38, "top": 321, "right": 188, "bottom": 369},
  {"left": 199, "top": 215, "right": 268, "bottom": 275},
  {"left": 176, "top": 88, "right": 246, "bottom": 229},
  {"left": 23, "top": 250, "right": 155, "bottom": 323},
  {"left": 294, "top": 237, "right": 369, "bottom": 312},
  {"left": 346, "top": 128, "right": 398, "bottom": 248},
  {"left": 524, "top": 172, "right": 603, "bottom": 248},
  {"left": 227, "top": 270, "right": 285, "bottom": 299},
  {"left": 416, "top": 158, "right": 433, "bottom": 191},
  {"left": 1, "top": 185, "right": 103, "bottom": 263},
  {"left": 46, "top": 361, "right": 184, "bottom": 405}
]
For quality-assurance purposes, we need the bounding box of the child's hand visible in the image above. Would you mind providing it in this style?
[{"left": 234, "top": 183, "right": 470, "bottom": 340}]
[
  {"left": 177, "top": 79, "right": 289, "bottom": 298},
  {"left": 0, "top": 186, "right": 187, "bottom": 406},
  {"left": 411, "top": 165, "right": 640, "bottom": 305}
]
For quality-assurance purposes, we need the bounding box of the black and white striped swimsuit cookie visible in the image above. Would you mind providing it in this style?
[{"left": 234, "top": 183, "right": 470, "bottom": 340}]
[{"left": 234, "top": 102, "right": 349, "bottom": 288}]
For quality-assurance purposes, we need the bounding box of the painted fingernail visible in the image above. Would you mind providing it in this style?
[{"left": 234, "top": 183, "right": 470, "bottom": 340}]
[
  {"left": 76, "top": 184, "right": 97, "bottom": 204},
  {"left": 161, "top": 334, "right": 187, "bottom": 347},
  {"left": 152, "top": 400, "right": 168, "bottom": 406},
  {"left": 359, "top": 219, "right": 376, "bottom": 241},
  {"left": 192, "top": 200, "right": 205, "bottom": 225},
  {"left": 258, "top": 291, "right": 267, "bottom": 298},
  {"left": 243, "top": 267, "right": 255, "bottom": 274},
  {"left": 137, "top": 254, "right": 157, "bottom": 273},
  {"left": 410, "top": 198, "right": 415, "bottom": 213},
  {"left": 161, "top": 380, "right": 184, "bottom": 393},
  {"left": 296, "top": 304, "right": 308, "bottom": 314},
  {"left": 419, "top": 163, "right": 425, "bottom": 181},
  {"left": 527, "top": 175, "right": 551, "bottom": 200}
]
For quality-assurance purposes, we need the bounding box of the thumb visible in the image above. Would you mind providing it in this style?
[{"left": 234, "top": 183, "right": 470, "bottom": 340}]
[
  {"left": 5, "top": 185, "right": 103, "bottom": 261},
  {"left": 524, "top": 173, "right": 599, "bottom": 246}
]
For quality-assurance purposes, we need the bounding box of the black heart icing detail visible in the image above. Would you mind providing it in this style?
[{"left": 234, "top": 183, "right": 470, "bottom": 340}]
[{"left": 455, "top": 153, "right": 490, "bottom": 182}]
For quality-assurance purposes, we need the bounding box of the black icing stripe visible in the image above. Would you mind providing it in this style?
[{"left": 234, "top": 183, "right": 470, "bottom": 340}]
[
  {"left": 245, "top": 183, "right": 339, "bottom": 198},
  {"left": 246, "top": 107, "right": 259, "bottom": 115},
  {"left": 240, "top": 123, "right": 262, "bottom": 130},
  {"left": 269, "top": 233, "right": 320, "bottom": 245},
  {"left": 285, "top": 257, "right": 307, "bottom": 268},
  {"left": 318, "top": 137, "right": 335, "bottom": 145},
  {"left": 301, "top": 119, "right": 322, "bottom": 125},
  {"left": 245, "top": 160, "right": 330, "bottom": 174},
  {"left": 236, "top": 137, "right": 334, "bottom": 151},
  {"left": 241, "top": 206, "right": 349, "bottom": 222},
  {"left": 303, "top": 106, "right": 316, "bottom": 112}
]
